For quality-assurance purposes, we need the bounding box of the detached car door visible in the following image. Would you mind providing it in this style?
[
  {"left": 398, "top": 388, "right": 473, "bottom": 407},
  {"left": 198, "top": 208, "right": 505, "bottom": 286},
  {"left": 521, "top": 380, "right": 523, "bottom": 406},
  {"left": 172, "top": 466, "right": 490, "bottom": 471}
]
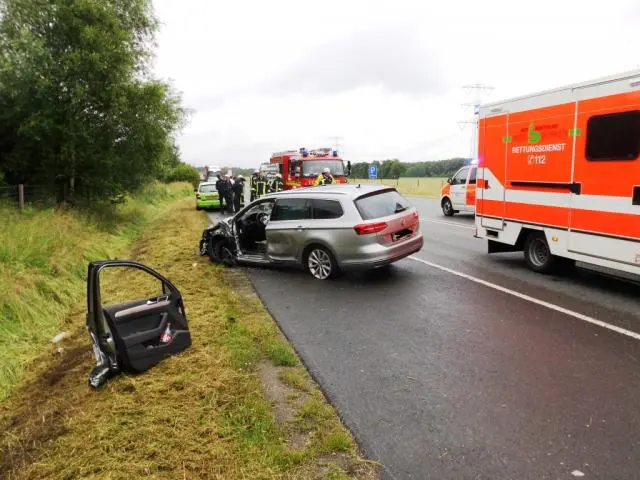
[{"left": 87, "top": 260, "right": 191, "bottom": 376}]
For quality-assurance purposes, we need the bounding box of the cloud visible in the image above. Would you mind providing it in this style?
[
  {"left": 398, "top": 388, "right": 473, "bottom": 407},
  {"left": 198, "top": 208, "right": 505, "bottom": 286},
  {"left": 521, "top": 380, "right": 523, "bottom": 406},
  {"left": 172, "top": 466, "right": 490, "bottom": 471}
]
[{"left": 261, "top": 25, "right": 447, "bottom": 96}]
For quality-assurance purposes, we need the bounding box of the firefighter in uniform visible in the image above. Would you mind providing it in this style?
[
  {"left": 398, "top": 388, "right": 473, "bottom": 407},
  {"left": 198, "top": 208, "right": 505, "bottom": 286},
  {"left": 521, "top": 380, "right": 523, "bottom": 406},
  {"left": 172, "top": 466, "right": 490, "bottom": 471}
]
[
  {"left": 271, "top": 174, "right": 284, "bottom": 192},
  {"left": 250, "top": 170, "right": 260, "bottom": 201},
  {"left": 316, "top": 167, "right": 335, "bottom": 186},
  {"left": 251, "top": 171, "right": 268, "bottom": 199}
]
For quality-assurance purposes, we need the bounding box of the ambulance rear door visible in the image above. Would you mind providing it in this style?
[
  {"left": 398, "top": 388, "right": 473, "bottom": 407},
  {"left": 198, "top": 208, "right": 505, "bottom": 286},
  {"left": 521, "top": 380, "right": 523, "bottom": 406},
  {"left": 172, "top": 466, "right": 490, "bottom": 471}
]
[{"left": 569, "top": 76, "right": 640, "bottom": 266}]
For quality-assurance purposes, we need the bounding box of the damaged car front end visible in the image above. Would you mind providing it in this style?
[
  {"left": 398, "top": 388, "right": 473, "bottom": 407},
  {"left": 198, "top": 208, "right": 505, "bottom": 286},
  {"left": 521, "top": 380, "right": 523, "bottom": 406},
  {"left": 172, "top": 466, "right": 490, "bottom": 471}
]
[{"left": 199, "top": 216, "right": 238, "bottom": 266}]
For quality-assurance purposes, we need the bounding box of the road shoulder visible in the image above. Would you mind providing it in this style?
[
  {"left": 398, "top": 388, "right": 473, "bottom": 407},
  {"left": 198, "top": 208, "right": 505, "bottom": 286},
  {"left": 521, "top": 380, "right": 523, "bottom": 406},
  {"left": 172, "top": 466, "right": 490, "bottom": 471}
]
[{"left": 0, "top": 199, "right": 377, "bottom": 480}]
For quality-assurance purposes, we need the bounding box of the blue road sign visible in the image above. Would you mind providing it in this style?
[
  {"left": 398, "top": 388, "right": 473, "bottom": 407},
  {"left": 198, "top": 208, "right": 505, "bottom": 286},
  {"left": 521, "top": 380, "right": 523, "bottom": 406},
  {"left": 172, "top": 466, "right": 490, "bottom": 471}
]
[{"left": 368, "top": 165, "right": 378, "bottom": 179}]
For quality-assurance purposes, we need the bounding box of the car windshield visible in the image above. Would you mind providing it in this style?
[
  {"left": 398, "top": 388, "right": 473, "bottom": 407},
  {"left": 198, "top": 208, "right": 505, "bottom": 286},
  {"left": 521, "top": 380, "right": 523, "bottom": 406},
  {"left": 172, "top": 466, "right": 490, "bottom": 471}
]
[
  {"left": 302, "top": 160, "right": 345, "bottom": 177},
  {"left": 199, "top": 184, "right": 217, "bottom": 193},
  {"left": 355, "top": 190, "right": 411, "bottom": 220}
]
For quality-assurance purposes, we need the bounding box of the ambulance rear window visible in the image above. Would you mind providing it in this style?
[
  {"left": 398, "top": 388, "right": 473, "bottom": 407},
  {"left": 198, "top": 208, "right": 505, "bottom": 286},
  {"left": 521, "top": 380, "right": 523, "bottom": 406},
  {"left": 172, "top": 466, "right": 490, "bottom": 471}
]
[{"left": 586, "top": 110, "right": 640, "bottom": 161}]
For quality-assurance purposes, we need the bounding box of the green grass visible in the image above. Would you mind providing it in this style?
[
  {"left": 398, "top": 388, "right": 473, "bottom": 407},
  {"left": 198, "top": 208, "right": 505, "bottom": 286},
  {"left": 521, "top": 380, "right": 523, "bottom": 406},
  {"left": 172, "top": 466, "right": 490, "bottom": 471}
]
[
  {"left": 322, "top": 429, "right": 353, "bottom": 454},
  {"left": 0, "top": 199, "right": 377, "bottom": 479},
  {"left": 267, "top": 339, "right": 299, "bottom": 366},
  {"left": 349, "top": 177, "right": 446, "bottom": 198},
  {"left": 279, "top": 369, "right": 310, "bottom": 392},
  {"left": 0, "top": 182, "right": 192, "bottom": 400}
]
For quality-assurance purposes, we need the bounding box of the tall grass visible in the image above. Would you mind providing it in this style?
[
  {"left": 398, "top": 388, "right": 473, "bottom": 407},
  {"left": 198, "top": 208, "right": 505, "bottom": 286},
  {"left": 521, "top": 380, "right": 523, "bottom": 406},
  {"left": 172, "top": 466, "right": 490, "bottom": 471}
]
[{"left": 0, "top": 182, "right": 192, "bottom": 400}]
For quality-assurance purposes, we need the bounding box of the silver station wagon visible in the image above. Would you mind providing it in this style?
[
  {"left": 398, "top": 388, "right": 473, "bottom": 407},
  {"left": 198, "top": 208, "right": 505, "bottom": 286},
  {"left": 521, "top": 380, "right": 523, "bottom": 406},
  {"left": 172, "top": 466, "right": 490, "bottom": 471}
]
[{"left": 199, "top": 184, "right": 424, "bottom": 279}]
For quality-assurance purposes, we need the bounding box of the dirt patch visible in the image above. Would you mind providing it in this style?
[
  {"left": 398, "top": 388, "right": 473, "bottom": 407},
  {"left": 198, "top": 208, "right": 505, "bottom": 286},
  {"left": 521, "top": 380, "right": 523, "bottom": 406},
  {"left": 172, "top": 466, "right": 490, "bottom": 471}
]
[
  {"left": 0, "top": 329, "right": 92, "bottom": 475},
  {"left": 225, "top": 268, "right": 258, "bottom": 298},
  {"left": 258, "top": 361, "right": 310, "bottom": 451},
  {"left": 258, "top": 360, "right": 299, "bottom": 425}
]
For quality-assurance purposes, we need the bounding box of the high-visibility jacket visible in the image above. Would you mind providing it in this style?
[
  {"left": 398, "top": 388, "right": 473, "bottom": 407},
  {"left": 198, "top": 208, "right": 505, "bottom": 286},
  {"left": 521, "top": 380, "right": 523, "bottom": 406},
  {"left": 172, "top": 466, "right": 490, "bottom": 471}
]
[
  {"left": 252, "top": 178, "right": 268, "bottom": 198},
  {"left": 316, "top": 174, "right": 335, "bottom": 186},
  {"left": 271, "top": 178, "right": 284, "bottom": 192}
]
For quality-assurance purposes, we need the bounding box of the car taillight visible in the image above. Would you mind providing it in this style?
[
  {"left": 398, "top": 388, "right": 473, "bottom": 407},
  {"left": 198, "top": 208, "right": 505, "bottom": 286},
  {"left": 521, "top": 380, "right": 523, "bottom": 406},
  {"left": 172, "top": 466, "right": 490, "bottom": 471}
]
[
  {"left": 413, "top": 211, "right": 419, "bottom": 222},
  {"left": 354, "top": 222, "right": 387, "bottom": 235}
]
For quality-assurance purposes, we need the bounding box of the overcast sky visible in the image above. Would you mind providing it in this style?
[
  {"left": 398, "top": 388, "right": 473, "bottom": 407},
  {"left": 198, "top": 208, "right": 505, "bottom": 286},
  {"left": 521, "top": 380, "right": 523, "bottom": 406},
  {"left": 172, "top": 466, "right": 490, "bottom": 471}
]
[{"left": 152, "top": 0, "right": 640, "bottom": 168}]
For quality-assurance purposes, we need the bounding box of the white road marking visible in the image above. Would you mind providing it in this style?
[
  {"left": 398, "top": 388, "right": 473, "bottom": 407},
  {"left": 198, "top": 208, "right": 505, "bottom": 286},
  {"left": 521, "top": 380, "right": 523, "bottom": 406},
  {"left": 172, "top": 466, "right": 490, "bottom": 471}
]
[
  {"left": 420, "top": 218, "right": 475, "bottom": 230},
  {"left": 408, "top": 256, "right": 640, "bottom": 342}
]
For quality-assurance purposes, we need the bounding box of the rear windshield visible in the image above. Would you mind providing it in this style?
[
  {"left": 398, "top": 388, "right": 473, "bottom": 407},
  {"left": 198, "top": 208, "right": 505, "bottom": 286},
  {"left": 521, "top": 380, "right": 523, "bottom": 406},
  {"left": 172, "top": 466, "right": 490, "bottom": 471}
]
[
  {"left": 355, "top": 190, "right": 411, "bottom": 220},
  {"left": 199, "top": 184, "right": 217, "bottom": 193}
]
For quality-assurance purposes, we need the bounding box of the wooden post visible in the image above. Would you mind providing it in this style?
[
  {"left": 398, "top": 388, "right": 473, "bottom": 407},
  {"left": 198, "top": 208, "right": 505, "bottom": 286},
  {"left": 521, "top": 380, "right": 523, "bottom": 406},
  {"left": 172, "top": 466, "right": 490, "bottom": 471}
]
[{"left": 18, "top": 184, "right": 24, "bottom": 210}]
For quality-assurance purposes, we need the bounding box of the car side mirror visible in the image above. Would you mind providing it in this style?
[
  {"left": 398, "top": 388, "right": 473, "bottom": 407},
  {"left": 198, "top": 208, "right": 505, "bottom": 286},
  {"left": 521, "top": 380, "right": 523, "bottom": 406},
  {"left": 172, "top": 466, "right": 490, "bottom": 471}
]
[
  {"left": 447, "top": 178, "right": 452, "bottom": 184},
  {"left": 194, "top": 189, "right": 198, "bottom": 193}
]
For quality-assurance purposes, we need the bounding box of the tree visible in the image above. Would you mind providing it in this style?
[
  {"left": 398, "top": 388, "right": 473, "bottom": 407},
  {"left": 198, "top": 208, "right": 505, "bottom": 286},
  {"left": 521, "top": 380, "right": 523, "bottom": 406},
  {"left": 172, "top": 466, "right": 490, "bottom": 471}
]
[
  {"left": 0, "top": 0, "right": 186, "bottom": 201},
  {"left": 164, "top": 162, "right": 201, "bottom": 188},
  {"left": 349, "top": 158, "right": 467, "bottom": 179}
]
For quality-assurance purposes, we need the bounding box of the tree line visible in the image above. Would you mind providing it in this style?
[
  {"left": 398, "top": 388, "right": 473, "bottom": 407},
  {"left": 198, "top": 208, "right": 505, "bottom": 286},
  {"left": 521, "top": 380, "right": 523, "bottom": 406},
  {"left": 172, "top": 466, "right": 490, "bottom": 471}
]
[
  {"left": 0, "top": 0, "right": 199, "bottom": 202},
  {"left": 349, "top": 158, "right": 469, "bottom": 179}
]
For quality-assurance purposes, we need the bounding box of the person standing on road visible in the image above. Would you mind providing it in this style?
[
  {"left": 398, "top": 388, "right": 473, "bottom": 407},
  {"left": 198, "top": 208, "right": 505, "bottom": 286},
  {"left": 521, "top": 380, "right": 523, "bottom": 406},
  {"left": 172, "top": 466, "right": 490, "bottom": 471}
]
[
  {"left": 250, "top": 170, "right": 260, "bottom": 201},
  {"left": 215, "top": 174, "right": 226, "bottom": 212},
  {"left": 253, "top": 172, "right": 267, "bottom": 199},
  {"left": 223, "top": 174, "right": 234, "bottom": 214},
  {"left": 232, "top": 176, "right": 245, "bottom": 212},
  {"left": 271, "top": 173, "right": 284, "bottom": 192},
  {"left": 316, "top": 167, "right": 334, "bottom": 186}
]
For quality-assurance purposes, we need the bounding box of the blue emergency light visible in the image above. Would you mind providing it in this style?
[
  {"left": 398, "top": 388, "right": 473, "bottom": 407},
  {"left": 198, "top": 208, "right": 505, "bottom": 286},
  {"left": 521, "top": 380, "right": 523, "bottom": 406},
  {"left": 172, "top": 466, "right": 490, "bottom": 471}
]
[{"left": 332, "top": 150, "right": 338, "bottom": 157}]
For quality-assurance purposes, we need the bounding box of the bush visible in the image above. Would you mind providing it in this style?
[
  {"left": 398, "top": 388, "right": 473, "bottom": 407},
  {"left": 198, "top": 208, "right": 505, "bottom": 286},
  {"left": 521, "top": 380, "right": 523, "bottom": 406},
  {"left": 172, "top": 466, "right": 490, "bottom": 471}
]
[{"left": 164, "top": 163, "right": 201, "bottom": 188}]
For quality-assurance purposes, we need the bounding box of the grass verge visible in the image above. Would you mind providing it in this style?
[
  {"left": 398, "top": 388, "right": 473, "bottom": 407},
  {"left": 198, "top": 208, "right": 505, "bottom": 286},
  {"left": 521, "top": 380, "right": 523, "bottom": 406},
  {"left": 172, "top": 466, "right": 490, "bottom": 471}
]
[
  {"left": 349, "top": 177, "right": 446, "bottom": 198},
  {"left": 0, "top": 198, "right": 377, "bottom": 479},
  {"left": 0, "top": 182, "right": 193, "bottom": 400}
]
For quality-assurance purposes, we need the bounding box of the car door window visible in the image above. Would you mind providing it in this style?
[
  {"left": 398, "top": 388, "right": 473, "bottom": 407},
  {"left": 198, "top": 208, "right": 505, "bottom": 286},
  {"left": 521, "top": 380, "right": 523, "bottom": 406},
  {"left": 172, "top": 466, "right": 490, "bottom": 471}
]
[
  {"left": 452, "top": 168, "right": 469, "bottom": 185},
  {"left": 86, "top": 261, "right": 191, "bottom": 387},
  {"left": 239, "top": 200, "right": 274, "bottom": 223},
  {"left": 100, "top": 267, "right": 165, "bottom": 307},
  {"left": 311, "top": 199, "right": 343, "bottom": 219},
  {"left": 271, "top": 198, "right": 311, "bottom": 221},
  {"left": 468, "top": 167, "right": 477, "bottom": 185}
]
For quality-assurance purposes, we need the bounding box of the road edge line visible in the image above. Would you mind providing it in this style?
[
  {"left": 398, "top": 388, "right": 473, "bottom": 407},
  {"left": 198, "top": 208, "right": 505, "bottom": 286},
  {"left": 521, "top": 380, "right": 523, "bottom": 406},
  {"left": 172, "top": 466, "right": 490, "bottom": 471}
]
[{"left": 408, "top": 256, "right": 640, "bottom": 341}]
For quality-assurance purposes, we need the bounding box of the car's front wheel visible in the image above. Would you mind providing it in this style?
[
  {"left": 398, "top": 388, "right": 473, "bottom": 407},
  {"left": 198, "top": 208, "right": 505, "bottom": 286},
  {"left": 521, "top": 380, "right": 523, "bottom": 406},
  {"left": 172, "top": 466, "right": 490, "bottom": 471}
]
[
  {"left": 442, "top": 197, "right": 454, "bottom": 217},
  {"left": 215, "top": 239, "right": 237, "bottom": 267},
  {"left": 305, "top": 246, "right": 337, "bottom": 280}
]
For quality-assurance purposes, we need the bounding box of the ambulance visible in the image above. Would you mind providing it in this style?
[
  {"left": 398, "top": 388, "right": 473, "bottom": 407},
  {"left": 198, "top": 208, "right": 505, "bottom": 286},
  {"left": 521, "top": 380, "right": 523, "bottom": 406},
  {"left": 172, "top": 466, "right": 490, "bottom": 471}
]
[
  {"left": 475, "top": 70, "right": 640, "bottom": 275},
  {"left": 440, "top": 165, "right": 477, "bottom": 216}
]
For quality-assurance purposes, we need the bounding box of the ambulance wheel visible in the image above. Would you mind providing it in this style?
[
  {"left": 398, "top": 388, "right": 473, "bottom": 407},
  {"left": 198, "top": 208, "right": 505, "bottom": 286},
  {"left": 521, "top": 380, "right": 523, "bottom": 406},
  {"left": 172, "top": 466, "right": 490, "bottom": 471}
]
[
  {"left": 524, "top": 232, "right": 558, "bottom": 274},
  {"left": 305, "top": 245, "right": 338, "bottom": 280},
  {"left": 441, "top": 198, "right": 454, "bottom": 217}
]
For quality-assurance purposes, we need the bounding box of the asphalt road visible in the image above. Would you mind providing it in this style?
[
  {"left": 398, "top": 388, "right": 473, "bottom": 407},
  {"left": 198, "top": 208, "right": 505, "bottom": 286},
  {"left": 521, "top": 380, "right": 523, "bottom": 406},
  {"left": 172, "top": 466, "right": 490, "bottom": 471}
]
[{"left": 209, "top": 201, "right": 640, "bottom": 479}]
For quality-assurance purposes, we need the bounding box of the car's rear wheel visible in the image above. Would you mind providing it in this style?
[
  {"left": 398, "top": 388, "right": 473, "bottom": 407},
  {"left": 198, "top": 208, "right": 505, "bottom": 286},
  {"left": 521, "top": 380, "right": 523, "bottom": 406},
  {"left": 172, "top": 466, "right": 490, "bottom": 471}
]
[
  {"left": 442, "top": 198, "right": 454, "bottom": 217},
  {"left": 306, "top": 246, "right": 337, "bottom": 280},
  {"left": 524, "top": 232, "right": 558, "bottom": 273}
]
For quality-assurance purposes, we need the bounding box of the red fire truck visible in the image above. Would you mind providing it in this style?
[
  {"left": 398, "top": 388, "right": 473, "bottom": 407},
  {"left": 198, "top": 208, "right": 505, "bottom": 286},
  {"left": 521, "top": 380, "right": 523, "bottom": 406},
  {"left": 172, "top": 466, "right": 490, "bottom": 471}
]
[{"left": 269, "top": 147, "right": 350, "bottom": 189}]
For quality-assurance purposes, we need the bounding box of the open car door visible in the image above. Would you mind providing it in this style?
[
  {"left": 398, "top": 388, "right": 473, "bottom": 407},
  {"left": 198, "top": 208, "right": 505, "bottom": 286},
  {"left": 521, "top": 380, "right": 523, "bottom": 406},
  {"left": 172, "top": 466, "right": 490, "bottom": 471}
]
[{"left": 86, "top": 260, "right": 191, "bottom": 388}]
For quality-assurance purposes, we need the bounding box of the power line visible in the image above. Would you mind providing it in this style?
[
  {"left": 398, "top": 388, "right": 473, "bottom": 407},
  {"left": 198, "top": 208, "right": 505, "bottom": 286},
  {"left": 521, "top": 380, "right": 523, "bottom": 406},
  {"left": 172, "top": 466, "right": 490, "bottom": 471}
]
[{"left": 459, "top": 82, "right": 495, "bottom": 161}]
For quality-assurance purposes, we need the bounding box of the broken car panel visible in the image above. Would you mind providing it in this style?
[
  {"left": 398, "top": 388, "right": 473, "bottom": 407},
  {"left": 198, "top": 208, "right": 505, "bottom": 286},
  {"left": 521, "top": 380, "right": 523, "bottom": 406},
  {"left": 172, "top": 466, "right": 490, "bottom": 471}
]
[{"left": 86, "top": 260, "right": 191, "bottom": 388}]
